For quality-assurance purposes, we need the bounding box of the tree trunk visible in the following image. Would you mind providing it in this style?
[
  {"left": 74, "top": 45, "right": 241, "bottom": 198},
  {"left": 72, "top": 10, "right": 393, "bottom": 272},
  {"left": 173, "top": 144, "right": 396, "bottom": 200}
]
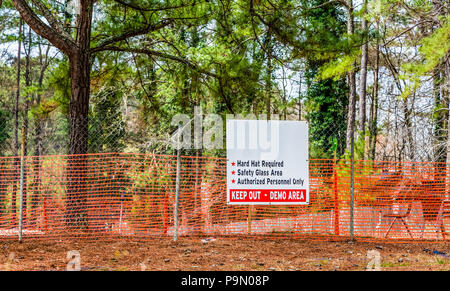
[
  {"left": 12, "top": 18, "right": 23, "bottom": 221},
  {"left": 358, "top": 0, "right": 368, "bottom": 155},
  {"left": 298, "top": 71, "right": 302, "bottom": 121},
  {"left": 265, "top": 31, "right": 273, "bottom": 118},
  {"left": 31, "top": 41, "right": 49, "bottom": 221},
  {"left": 32, "top": 113, "right": 42, "bottom": 220},
  {"left": 369, "top": 29, "right": 380, "bottom": 161},
  {"left": 433, "top": 67, "right": 446, "bottom": 164},
  {"left": 282, "top": 67, "right": 287, "bottom": 120},
  {"left": 32, "top": 95, "right": 43, "bottom": 212},
  {"left": 66, "top": 49, "right": 91, "bottom": 229},
  {"left": 346, "top": 0, "right": 357, "bottom": 151},
  {"left": 403, "top": 93, "right": 415, "bottom": 161},
  {"left": 65, "top": 0, "right": 93, "bottom": 229},
  {"left": 22, "top": 25, "right": 32, "bottom": 217}
]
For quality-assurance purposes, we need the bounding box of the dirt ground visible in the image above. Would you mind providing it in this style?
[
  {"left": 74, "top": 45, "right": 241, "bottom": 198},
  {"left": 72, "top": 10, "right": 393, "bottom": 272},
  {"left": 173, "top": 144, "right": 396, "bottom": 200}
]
[{"left": 0, "top": 237, "right": 450, "bottom": 271}]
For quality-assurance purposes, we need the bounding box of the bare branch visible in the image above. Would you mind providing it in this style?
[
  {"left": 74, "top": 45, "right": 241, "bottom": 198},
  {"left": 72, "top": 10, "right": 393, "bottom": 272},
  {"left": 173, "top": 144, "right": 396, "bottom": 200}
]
[
  {"left": 29, "top": 0, "right": 72, "bottom": 41},
  {"left": 112, "top": 0, "right": 207, "bottom": 12},
  {"left": 97, "top": 45, "right": 218, "bottom": 78},
  {"left": 91, "top": 19, "right": 173, "bottom": 52},
  {"left": 10, "top": 0, "right": 75, "bottom": 55}
]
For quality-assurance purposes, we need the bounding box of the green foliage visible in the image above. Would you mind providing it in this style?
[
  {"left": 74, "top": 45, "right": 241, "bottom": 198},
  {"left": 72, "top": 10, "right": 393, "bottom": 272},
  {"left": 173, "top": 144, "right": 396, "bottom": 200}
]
[
  {"left": 305, "top": 67, "right": 349, "bottom": 159},
  {"left": 47, "top": 60, "right": 71, "bottom": 115},
  {"left": 0, "top": 109, "right": 10, "bottom": 154},
  {"left": 303, "top": 0, "right": 349, "bottom": 159},
  {"left": 317, "top": 50, "right": 360, "bottom": 81},
  {"left": 89, "top": 87, "right": 127, "bottom": 153},
  {"left": 1, "top": 0, "right": 445, "bottom": 163},
  {"left": 400, "top": 16, "right": 450, "bottom": 99}
]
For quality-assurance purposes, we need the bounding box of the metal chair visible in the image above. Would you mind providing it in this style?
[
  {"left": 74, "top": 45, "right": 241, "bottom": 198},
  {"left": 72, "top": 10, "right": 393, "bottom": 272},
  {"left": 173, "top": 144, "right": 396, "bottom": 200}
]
[
  {"left": 383, "top": 203, "right": 413, "bottom": 239},
  {"left": 436, "top": 200, "right": 450, "bottom": 239}
]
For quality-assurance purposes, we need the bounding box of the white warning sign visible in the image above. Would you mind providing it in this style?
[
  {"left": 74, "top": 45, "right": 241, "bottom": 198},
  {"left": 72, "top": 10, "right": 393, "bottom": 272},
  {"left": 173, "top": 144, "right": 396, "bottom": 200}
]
[{"left": 226, "top": 120, "right": 309, "bottom": 205}]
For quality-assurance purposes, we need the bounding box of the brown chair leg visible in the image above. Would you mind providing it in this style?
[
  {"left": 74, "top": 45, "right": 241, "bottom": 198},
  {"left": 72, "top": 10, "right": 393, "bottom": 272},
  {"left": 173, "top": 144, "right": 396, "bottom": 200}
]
[
  {"left": 440, "top": 223, "right": 446, "bottom": 240},
  {"left": 436, "top": 219, "right": 447, "bottom": 240},
  {"left": 436, "top": 205, "right": 444, "bottom": 240},
  {"left": 401, "top": 218, "right": 413, "bottom": 239},
  {"left": 385, "top": 218, "right": 397, "bottom": 238},
  {"left": 420, "top": 222, "right": 426, "bottom": 239}
]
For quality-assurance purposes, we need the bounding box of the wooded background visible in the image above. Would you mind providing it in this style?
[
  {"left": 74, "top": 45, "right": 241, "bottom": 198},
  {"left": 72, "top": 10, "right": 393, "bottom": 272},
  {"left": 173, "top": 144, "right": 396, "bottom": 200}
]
[{"left": 0, "top": 0, "right": 449, "bottom": 162}]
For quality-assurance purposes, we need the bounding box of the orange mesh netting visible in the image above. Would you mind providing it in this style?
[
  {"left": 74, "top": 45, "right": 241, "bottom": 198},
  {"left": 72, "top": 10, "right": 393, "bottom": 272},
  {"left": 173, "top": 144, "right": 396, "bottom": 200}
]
[{"left": 0, "top": 153, "right": 449, "bottom": 242}]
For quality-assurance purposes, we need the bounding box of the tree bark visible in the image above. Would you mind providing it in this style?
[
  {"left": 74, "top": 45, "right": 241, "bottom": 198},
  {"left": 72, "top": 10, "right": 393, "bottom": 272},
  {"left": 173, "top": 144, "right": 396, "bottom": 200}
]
[
  {"left": 298, "top": 71, "right": 302, "bottom": 121},
  {"left": 10, "top": 0, "right": 93, "bottom": 230},
  {"left": 358, "top": 0, "right": 368, "bottom": 154},
  {"left": 66, "top": 8, "right": 92, "bottom": 228},
  {"left": 10, "top": 0, "right": 74, "bottom": 55},
  {"left": 403, "top": 97, "right": 415, "bottom": 161},
  {"left": 12, "top": 18, "right": 23, "bottom": 221},
  {"left": 65, "top": 51, "right": 91, "bottom": 229},
  {"left": 10, "top": 0, "right": 205, "bottom": 229},
  {"left": 433, "top": 67, "right": 446, "bottom": 163},
  {"left": 31, "top": 41, "right": 50, "bottom": 222},
  {"left": 265, "top": 31, "right": 273, "bottom": 118},
  {"left": 369, "top": 27, "right": 380, "bottom": 161},
  {"left": 68, "top": 51, "right": 90, "bottom": 156},
  {"left": 346, "top": 0, "right": 357, "bottom": 151},
  {"left": 21, "top": 25, "right": 33, "bottom": 217}
]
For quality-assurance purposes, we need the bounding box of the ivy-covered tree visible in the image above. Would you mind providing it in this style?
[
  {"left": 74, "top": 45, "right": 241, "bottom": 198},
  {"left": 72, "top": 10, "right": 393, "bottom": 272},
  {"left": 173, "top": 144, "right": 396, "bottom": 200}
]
[
  {"left": 305, "top": 64, "right": 348, "bottom": 159},
  {"left": 303, "top": 0, "right": 349, "bottom": 159}
]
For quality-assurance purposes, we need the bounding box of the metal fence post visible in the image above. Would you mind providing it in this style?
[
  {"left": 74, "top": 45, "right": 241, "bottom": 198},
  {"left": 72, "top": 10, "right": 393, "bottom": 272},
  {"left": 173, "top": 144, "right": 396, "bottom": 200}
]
[
  {"left": 173, "top": 146, "right": 181, "bottom": 242},
  {"left": 171, "top": 118, "right": 193, "bottom": 242},
  {"left": 350, "top": 131, "right": 355, "bottom": 241},
  {"left": 333, "top": 156, "right": 340, "bottom": 236},
  {"left": 18, "top": 126, "right": 25, "bottom": 242},
  {"left": 119, "top": 191, "right": 124, "bottom": 234}
]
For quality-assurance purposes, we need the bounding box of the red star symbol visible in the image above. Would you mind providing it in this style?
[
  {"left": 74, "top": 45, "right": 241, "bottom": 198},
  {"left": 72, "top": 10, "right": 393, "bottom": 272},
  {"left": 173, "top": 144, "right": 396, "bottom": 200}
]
[
  {"left": 232, "top": 171, "right": 235, "bottom": 175},
  {"left": 231, "top": 162, "right": 236, "bottom": 166},
  {"left": 232, "top": 179, "right": 235, "bottom": 183}
]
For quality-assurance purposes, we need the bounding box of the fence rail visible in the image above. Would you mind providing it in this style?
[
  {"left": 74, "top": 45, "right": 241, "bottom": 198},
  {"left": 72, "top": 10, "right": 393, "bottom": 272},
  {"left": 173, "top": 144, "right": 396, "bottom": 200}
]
[{"left": 0, "top": 152, "right": 449, "bottom": 242}]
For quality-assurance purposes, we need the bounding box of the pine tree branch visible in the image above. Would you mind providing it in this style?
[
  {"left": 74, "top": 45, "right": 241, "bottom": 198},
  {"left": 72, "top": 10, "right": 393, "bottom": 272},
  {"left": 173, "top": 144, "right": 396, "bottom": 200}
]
[
  {"left": 29, "top": 0, "right": 72, "bottom": 42},
  {"left": 10, "top": 0, "right": 75, "bottom": 55},
  {"left": 112, "top": 0, "right": 205, "bottom": 12},
  {"left": 95, "top": 45, "right": 218, "bottom": 78},
  {"left": 92, "top": 19, "right": 173, "bottom": 52}
]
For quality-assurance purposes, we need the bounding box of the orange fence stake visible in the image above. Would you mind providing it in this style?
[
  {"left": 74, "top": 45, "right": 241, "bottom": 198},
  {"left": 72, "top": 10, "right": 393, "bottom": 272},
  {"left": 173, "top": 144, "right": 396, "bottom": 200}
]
[
  {"left": 163, "top": 192, "right": 169, "bottom": 235},
  {"left": 333, "top": 167, "right": 339, "bottom": 236},
  {"left": 43, "top": 197, "right": 48, "bottom": 232}
]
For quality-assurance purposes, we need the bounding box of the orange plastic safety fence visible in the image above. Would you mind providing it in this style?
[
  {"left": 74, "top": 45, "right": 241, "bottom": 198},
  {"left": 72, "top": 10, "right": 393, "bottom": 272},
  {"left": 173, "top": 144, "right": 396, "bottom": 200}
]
[{"left": 0, "top": 153, "right": 449, "bottom": 242}]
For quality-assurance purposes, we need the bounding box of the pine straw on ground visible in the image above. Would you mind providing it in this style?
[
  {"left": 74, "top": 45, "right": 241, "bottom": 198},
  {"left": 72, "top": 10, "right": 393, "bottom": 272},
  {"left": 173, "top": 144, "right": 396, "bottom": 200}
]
[{"left": 0, "top": 237, "right": 449, "bottom": 271}]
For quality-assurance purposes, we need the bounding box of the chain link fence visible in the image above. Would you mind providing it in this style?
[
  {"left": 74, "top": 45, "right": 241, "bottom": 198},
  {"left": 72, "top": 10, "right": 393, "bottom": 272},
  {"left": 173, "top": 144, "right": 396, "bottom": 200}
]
[
  {"left": 1, "top": 87, "right": 450, "bottom": 242},
  {"left": 0, "top": 94, "right": 446, "bottom": 163},
  {"left": 0, "top": 153, "right": 449, "bottom": 242},
  {"left": 0, "top": 95, "right": 173, "bottom": 157}
]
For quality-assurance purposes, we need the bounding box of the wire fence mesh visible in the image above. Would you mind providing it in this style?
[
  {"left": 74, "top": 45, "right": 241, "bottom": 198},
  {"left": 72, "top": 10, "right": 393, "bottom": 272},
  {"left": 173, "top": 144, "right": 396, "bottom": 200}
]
[
  {"left": 1, "top": 86, "right": 450, "bottom": 242},
  {"left": 1, "top": 88, "right": 448, "bottom": 162},
  {"left": 0, "top": 153, "right": 449, "bottom": 242}
]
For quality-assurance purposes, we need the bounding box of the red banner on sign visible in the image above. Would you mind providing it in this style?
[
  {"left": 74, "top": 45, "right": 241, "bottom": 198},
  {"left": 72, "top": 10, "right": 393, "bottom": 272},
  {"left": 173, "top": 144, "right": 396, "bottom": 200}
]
[{"left": 229, "top": 189, "right": 307, "bottom": 203}]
